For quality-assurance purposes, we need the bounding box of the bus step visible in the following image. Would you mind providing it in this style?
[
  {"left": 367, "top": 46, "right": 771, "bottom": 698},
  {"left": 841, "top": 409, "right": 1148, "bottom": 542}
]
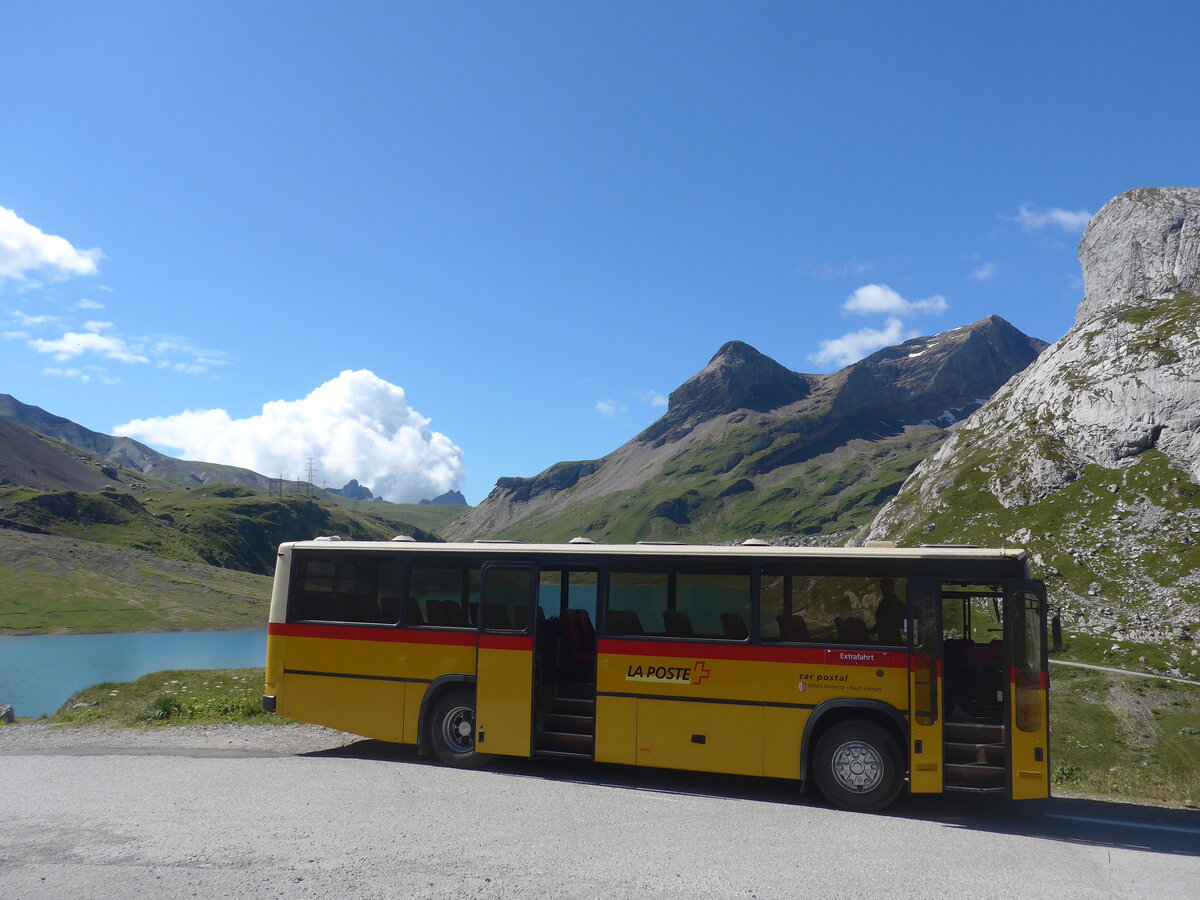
[
  {"left": 944, "top": 762, "right": 1006, "bottom": 788},
  {"left": 943, "top": 784, "right": 1005, "bottom": 794},
  {"left": 551, "top": 697, "right": 595, "bottom": 717},
  {"left": 544, "top": 713, "right": 595, "bottom": 734},
  {"left": 533, "top": 749, "right": 593, "bottom": 761},
  {"left": 944, "top": 741, "right": 1006, "bottom": 767},
  {"left": 535, "top": 731, "right": 593, "bottom": 754},
  {"left": 944, "top": 721, "right": 1005, "bottom": 744},
  {"left": 556, "top": 681, "right": 596, "bottom": 700}
]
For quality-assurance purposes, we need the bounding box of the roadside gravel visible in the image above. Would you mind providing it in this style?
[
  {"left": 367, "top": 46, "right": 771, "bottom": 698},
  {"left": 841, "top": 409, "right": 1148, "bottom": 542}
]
[{"left": 0, "top": 721, "right": 359, "bottom": 756}]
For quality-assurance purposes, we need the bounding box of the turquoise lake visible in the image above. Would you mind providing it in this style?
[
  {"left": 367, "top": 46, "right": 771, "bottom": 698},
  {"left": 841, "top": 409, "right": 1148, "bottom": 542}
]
[{"left": 0, "top": 630, "right": 267, "bottom": 718}]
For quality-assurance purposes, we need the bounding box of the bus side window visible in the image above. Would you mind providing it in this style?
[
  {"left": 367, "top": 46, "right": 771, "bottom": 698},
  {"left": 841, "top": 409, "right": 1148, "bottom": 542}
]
[
  {"left": 377, "top": 558, "right": 404, "bottom": 625},
  {"left": 759, "top": 571, "right": 907, "bottom": 645},
  {"left": 608, "top": 571, "right": 667, "bottom": 636},
  {"left": 408, "top": 562, "right": 476, "bottom": 628},
  {"left": 289, "top": 553, "right": 396, "bottom": 625},
  {"left": 675, "top": 569, "right": 750, "bottom": 640}
]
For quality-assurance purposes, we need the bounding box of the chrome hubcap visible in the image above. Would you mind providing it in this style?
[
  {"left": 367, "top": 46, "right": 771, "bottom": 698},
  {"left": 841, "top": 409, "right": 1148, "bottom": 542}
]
[
  {"left": 830, "top": 740, "right": 883, "bottom": 793},
  {"left": 443, "top": 706, "right": 475, "bottom": 753}
]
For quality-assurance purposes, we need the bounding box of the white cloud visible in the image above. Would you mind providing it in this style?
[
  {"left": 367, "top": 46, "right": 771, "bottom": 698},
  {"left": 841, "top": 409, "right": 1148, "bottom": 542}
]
[
  {"left": 11, "top": 310, "right": 61, "bottom": 327},
  {"left": 2, "top": 330, "right": 29, "bottom": 340},
  {"left": 969, "top": 262, "right": 999, "bottom": 281},
  {"left": 842, "top": 284, "right": 947, "bottom": 317},
  {"left": 808, "top": 317, "right": 918, "bottom": 368},
  {"left": 28, "top": 331, "right": 149, "bottom": 363},
  {"left": 43, "top": 367, "right": 92, "bottom": 384},
  {"left": 83, "top": 320, "right": 114, "bottom": 332},
  {"left": 43, "top": 366, "right": 119, "bottom": 385},
  {"left": 77, "top": 298, "right": 105, "bottom": 309},
  {"left": 1013, "top": 204, "right": 1092, "bottom": 233},
  {"left": 0, "top": 206, "right": 101, "bottom": 284},
  {"left": 596, "top": 399, "right": 628, "bottom": 418},
  {"left": 637, "top": 391, "right": 668, "bottom": 408},
  {"left": 114, "top": 369, "right": 465, "bottom": 503}
]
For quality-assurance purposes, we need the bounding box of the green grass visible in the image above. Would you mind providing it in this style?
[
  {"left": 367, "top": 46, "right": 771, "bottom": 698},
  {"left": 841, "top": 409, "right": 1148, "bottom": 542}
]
[
  {"left": 0, "top": 530, "right": 271, "bottom": 634},
  {"left": 1049, "top": 664, "right": 1200, "bottom": 807},
  {"left": 48, "top": 669, "right": 272, "bottom": 726}
]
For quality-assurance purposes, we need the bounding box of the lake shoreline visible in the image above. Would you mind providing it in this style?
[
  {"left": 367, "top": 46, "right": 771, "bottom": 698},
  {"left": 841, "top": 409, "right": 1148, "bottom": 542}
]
[{"left": 0, "top": 623, "right": 267, "bottom": 637}]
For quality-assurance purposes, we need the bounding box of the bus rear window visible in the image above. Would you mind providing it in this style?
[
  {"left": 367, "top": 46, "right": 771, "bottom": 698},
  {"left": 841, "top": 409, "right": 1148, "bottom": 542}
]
[{"left": 289, "top": 552, "right": 402, "bottom": 625}]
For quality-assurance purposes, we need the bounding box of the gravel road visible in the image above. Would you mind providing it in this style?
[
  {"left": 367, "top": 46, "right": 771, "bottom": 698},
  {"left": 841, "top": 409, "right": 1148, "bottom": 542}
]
[{"left": 2, "top": 723, "right": 1198, "bottom": 899}]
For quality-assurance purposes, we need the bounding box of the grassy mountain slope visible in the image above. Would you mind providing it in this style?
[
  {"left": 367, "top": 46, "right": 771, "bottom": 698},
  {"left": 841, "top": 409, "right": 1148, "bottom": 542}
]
[
  {"left": 317, "top": 495, "right": 469, "bottom": 534},
  {"left": 0, "top": 530, "right": 271, "bottom": 634},
  {"left": 474, "top": 426, "right": 944, "bottom": 544},
  {"left": 0, "top": 418, "right": 176, "bottom": 494},
  {"left": 0, "top": 483, "right": 440, "bottom": 576}
]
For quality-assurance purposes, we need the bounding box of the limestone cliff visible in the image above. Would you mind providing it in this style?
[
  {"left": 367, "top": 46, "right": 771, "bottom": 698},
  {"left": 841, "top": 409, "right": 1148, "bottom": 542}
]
[{"left": 863, "top": 187, "right": 1200, "bottom": 668}]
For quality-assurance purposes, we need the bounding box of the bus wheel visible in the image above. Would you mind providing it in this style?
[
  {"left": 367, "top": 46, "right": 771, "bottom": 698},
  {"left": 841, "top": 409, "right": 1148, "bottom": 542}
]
[
  {"left": 812, "top": 720, "right": 903, "bottom": 812},
  {"left": 430, "top": 689, "right": 494, "bottom": 769}
]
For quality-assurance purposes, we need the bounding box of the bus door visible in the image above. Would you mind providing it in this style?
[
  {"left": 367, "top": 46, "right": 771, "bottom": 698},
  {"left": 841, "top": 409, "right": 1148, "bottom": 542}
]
[
  {"left": 475, "top": 563, "right": 537, "bottom": 758},
  {"left": 906, "top": 578, "right": 944, "bottom": 792},
  {"left": 1005, "top": 581, "right": 1050, "bottom": 799}
]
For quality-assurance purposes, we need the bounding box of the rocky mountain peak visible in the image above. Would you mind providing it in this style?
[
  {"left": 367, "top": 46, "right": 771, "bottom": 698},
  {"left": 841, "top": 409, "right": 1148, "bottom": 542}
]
[
  {"left": 1077, "top": 187, "right": 1200, "bottom": 325},
  {"left": 638, "top": 340, "right": 812, "bottom": 446},
  {"left": 832, "top": 315, "right": 1047, "bottom": 426}
]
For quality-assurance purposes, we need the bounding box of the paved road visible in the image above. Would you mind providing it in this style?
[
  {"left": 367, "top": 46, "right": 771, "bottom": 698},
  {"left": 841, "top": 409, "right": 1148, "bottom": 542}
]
[{"left": 1, "top": 724, "right": 1198, "bottom": 899}]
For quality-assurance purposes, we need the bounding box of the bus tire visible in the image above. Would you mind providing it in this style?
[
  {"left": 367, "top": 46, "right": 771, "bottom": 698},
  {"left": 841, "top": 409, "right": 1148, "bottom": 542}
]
[
  {"left": 812, "top": 720, "right": 903, "bottom": 812},
  {"left": 429, "top": 689, "right": 494, "bottom": 769}
]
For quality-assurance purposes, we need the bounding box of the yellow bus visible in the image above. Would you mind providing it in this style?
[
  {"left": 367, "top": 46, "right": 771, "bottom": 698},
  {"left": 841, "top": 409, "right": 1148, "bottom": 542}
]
[{"left": 263, "top": 537, "right": 1049, "bottom": 811}]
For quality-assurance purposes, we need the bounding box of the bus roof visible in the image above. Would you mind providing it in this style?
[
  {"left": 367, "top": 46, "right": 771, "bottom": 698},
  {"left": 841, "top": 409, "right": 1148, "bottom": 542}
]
[{"left": 279, "top": 539, "right": 1029, "bottom": 563}]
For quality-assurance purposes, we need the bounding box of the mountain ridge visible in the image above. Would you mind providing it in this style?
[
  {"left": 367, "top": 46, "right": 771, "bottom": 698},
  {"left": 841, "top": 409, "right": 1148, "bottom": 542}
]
[{"left": 447, "top": 314, "right": 1047, "bottom": 543}]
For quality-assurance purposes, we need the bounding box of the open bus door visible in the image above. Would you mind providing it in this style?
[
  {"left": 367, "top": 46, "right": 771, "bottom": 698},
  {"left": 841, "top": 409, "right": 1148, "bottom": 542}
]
[
  {"left": 906, "top": 578, "right": 944, "bottom": 793},
  {"left": 1005, "top": 580, "right": 1050, "bottom": 799},
  {"left": 474, "top": 562, "right": 537, "bottom": 758}
]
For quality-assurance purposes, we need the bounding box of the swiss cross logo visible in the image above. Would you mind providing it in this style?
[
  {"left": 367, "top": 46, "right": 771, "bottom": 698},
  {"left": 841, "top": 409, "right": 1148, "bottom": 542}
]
[{"left": 691, "top": 661, "right": 711, "bottom": 685}]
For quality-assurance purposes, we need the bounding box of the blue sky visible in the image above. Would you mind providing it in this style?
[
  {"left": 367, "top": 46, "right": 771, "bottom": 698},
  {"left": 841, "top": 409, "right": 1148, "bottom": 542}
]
[{"left": 2, "top": 2, "right": 1197, "bottom": 503}]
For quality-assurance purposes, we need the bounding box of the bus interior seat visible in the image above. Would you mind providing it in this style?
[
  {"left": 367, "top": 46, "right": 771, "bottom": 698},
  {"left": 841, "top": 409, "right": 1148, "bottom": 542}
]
[
  {"left": 662, "top": 611, "right": 695, "bottom": 638},
  {"left": 403, "top": 597, "right": 425, "bottom": 626},
  {"left": 777, "top": 613, "right": 810, "bottom": 642},
  {"left": 835, "top": 616, "right": 870, "bottom": 643},
  {"left": 484, "top": 602, "right": 513, "bottom": 630},
  {"left": 428, "top": 599, "right": 467, "bottom": 627},
  {"left": 607, "top": 609, "right": 644, "bottom": 636},
  {"left": 563, "top": 608, "right": 596, "bottom": 659},
  {"left": 720, "top": 613, "right": 749, "bottom": 640}
]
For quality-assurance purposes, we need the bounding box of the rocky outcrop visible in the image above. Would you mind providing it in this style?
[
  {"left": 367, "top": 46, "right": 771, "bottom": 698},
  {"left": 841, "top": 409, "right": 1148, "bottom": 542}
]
[
  {"left": 863, "top": 187, "right": 1200, "bottom": 656},
  {"left": 1076, "top": 187, "right": 1200, "bottom": 325},
  {"left": 331, "top": 479, "right": 375, "bottom": 501},
  {"left": 419, "top": 490, "right": 468, "bottom": 506}
]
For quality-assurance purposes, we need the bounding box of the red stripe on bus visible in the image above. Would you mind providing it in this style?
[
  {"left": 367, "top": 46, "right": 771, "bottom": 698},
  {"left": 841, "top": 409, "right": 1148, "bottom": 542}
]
[
  {"left": 268, "top": 623, "right": 477, "bottom": 647},
  {"left": 1008, "top": 666, "right": 1049, "bottom": 689},
  {"left": 479, "top": 634, "right": 533, "bottom": 651},
  {"left": 597, "top": 639, "right": 907, "bottom": 668}
]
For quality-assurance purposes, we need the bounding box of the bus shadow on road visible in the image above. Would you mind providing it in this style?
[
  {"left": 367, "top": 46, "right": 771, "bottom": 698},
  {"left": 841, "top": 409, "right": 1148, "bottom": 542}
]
[
  {"left": 307, "top": 739, "right": 1199, "bottom": 857},
  {"left": 884, "top": 792, "right": 1200, "bottom": 858}
]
